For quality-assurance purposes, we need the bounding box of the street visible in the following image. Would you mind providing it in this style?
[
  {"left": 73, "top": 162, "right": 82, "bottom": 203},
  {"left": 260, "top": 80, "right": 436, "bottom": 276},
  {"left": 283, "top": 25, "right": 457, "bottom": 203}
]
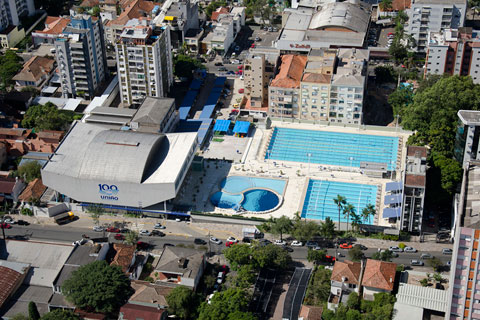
[{"left": 2, "top": 224, "right": 452, "bottom": 269}]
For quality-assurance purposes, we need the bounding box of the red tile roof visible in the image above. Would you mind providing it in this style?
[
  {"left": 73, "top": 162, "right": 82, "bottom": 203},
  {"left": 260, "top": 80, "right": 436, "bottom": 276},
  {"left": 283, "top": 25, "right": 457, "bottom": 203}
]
[
  {"left": 106, "top": 0, "right": 155, "bottom": 26},
  {"left": 36, "top": 130, "right": 64, "bottom": 141},
  {"left": 270, "top": 55, "right": 307, "bottom": 88},
  {"left": 0, "top": 266, "right": 23, "bottom": 308},
  {"left": 361, "top": 259, "right": 396, "bottom": 292},
  {"left": 18, "top": 178, "right": 47, "bottom": 202},
  {"left": 12, "top": 56, "right": 55, "bottom": 83},
  {"left": 120, "top": 303, "right": 165, "bottom": 320},
  {"left": 211, "top": 7, "right": 229, "bottom": 21},
  {"left": 0, "top": 177, "right": 16, "bottom": 194},
  {"left": 405, "top": 174, "right": 426, "bottom": 187},
  {"left": 407, "top": 146, "right": 427, "bottom": 158},
  {"left": 384, "top": 0, "right": 411, "bottom": 11},
  {"left": 302, "top": 72, "right": 331, "bottom": 84},
  {"left": 299, "top": 305, "right": 323, "bottom": 320},
  {"left": 36, "top": 16, "right": 70, "bottom": 35},
  {"left": 80, "top": 0, "right": 100, "bottom": 7},
  {"left": 111, "top": 243, "right": 136, "bottom": 273},
  {"left": 331, "top": 260, "right": 361, "bottom": 285}
]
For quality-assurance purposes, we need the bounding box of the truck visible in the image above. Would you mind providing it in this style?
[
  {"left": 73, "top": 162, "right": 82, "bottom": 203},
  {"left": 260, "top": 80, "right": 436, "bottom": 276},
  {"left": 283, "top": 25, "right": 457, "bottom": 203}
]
[
  {"left": 54, "top": 211, "right": 75, "bottom": 225},
  {"left": 242, "top": 227, "right": 263, "bottom": 240}
]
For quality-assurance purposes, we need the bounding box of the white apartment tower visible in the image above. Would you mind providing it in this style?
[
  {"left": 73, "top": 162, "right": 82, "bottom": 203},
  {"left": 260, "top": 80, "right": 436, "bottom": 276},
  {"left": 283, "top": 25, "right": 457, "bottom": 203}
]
[
  {"left": 116, "top": 19, "right": 173, "bottom": 107},
  {"left": 0, "top": 0, "right": 35, "bottom": 31}
]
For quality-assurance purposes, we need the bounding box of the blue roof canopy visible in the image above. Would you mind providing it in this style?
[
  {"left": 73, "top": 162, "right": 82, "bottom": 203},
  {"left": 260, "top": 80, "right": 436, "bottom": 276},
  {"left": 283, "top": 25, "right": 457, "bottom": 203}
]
[
  {"left": 383, "top": 207, "right": 401, "bottom": 218},
  {"left": 214, "top": 119, "right": 231, "bottom": 132},
  {"left": 214, "top": 77, "right": 226, "bottom": 87},
  {"left": 233, "top": 121, "right": 250, "bottom": 134},
  {"left": 179, "top": 90, "right": 198, "bottom": 108},
  {"left": 189, "top": 78, "right": 203, "bottom": 90},
  {"left": 197, "top": 119, "right": 212, "bottom": 145},
  {"left": 199, "top": 104, "right": 215, "bottom": 119},
  {"left": 384, "top": 194, "right": 403, "bottom": 205},
  {"left": 179, "top": 107, "right": 191, "bottom": 120},
  {"left": 386, "top": 181, "right": 403, "bottom": 192}
]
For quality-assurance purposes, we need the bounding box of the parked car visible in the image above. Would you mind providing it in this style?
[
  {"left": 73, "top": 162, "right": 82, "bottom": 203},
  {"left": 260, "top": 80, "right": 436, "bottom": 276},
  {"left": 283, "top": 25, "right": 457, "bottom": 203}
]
[
  {"left": 194, "top": 238, "right": 206, "bottom": 245},
  {"left": 353, "top": 244, "right": 367, "bottom": 250},
  {"left": 119, "top": 228, "right": 129, "bottom": 233},
  {"left": 151, "top": 230, "right": 165, "bottom": 237},
  {"left": 227, "top": 71, "right": 235, "bottom": 75},
  {"left": 404, "top": 246, "right": 417, "bottom": 253},
  {"left": 106, "top": 227, "right": 120, "bottom": 233},
  {"left": 389, "top": 246, "right": 403, "bottom": 252},
  {"left": 4, "top": 218, "right": 15, "bottom": 224},
  {"left": 219, "top": 67, "right": 227, "bottom": 71},
  {"left": 154, "top": 223, "right": 166, "bottom": 229},
  {"left": 381, "top": 249, "right": 398, "bottom": 257},
  {"left": 339, "top": 243, "right": 353, "bottom": 249},
  {"left": 114, "top": 233, "right": 125, "bottom": 240},
  {"left": 226, "top": 236, "right": 238, "bottom": 243},
  {"left": 93, "top": 226, "right": 103, "bottom": 232},
  {"left": 17, "top": 220, "right": 29, "bottom": 226},
  {"left": 306, "top": 241, "right": 318, "bottom": 248},
  {"left": 273, "top": 27, "right": 278, "bottom": 32},
  {"left": 217, "top": 272, "right": 224, "bottom": 284},
  {"left": 214, "top": 62, "right": 223, "bottom": 66},
  {"left": 420, "top": 253, "right": 433, "bottom": 259},
  {"left": 237, "top": 65, "right": 244, "bottom": 70},
  {"left": 139, "top": 230, "right": 151, "bottom": 236},
  {"left": 250, "top": 44, "right": 256, "bottom": 48},
  {"left": 274, "top": 240, "right": 286, "bottom": 246},
  {"left": 255, "top": 36, "right": 261, "bottom": 41},
  {"left": 313, "top": 246, "right": 323, "bottom": 251},
  {"left": 290, "top": 240, "right": 303, "bottom": 246},
  {"left": 268, "top": 27, "right": 273, "bottom": 32},
  {"left": 282, "top": 245, "right": 294, "bottom": 252},
  {"left": 210, "top": 237, "right": 222, "bottom": 245},
  {"left": 411, "top": 260, "right": 424, "bottom": 266},
  {"left": 238, "top": 88, "right": 244, "bottom": 94},
  {"left": 136, "top": 241, "right": 149, "bottom": 250},
  {"left": 72, "top": 238, "right": 87, "bottom": 246},
  {"left": 226, "top": 241, "right": 237, "bottom": 247},
  {"left": 442, "top": 248, "right": 453, "bottom": 255}
]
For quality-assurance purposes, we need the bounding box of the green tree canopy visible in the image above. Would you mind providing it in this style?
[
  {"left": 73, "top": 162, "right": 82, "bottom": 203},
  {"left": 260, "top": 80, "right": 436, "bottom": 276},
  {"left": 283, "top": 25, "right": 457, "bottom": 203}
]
[
  {"left": 173, "top": 54, "right": 205, "bottom": 79},
  {"left": 197, "top": 288, "right": 252, "bottom": 320},
  {"left": 319, "top": 217, "right": 336, "bottom": 239},
  {"left": 0, "top": 50, "right": 22, "bottom": 92},
  {"left": 17, "top": 161, "right": 41, "bottom": 183},
  {"left": 124, "top": 231, "right": 139, "bottom": 245},
  {"left": 166, "top": 286, "right": 201, "bottom": 320},
  {"left": 28, "top": 301, "right": 40, "bottom": 320},
  {"left": 224, "top": 244, "right": 253, "bottom": 270},
  {"left": 348, "top": 246, "right": 364, "bottom": 262},
  {"left": 304, "top": 266, "right": 332, "bottom": 305},
  {"left": 252, "top": 243, "right": 292, "bottom": 269},
  {"left": 62, "top": 261, "right": 132, "bottom": 314},
  {"left": 292, "top": 220, "right": 320, "bottom": 242},
  {"left": 270, "top": 215, "right": 293, "bottom": 241},
  {"left": 22, "top": 102, "right": 76, "bottom": 131},
  {"left": 232, "top": 265, "right": 257, "bottom": 288},
  {"left": 371, "top": 249, "right": 394, "bottom": 262},
  {"left": 307, "top": 249, "right": 326, "bottom": 265},
  {"left": 40, "top": 309, "right": 80, "bottom": 320}
]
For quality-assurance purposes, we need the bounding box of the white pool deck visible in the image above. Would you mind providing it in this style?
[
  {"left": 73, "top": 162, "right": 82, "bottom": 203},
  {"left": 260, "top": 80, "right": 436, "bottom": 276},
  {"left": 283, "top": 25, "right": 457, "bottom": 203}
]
[{"left": 177, "top": 120, "right": 411, "bottom": 228}]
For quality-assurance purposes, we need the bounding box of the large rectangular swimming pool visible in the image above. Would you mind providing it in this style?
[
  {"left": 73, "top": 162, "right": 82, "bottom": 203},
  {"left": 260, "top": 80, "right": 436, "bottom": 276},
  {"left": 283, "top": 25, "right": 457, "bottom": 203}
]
[
  {"left": 266, "top": 127, "right": 399, "bottom": 170},
  {"left": 302, "top": 180, "right": 378, "bottom": 223}
]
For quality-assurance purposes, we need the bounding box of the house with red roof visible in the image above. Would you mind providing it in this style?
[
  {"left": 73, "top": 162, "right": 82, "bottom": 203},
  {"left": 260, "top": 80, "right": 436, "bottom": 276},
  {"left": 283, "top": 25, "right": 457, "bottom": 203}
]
[
  {"left": 119, "top": 303, "right": 167, "bottom": 320},
  {"left": 361, "top": 259, "right": 397, "bottom": 300},
  {"left": 328, "top": 260, "right": 363, "bottom": 310},
  {"left": 32, "top": 16, "right": 71, "bottom": 46}
]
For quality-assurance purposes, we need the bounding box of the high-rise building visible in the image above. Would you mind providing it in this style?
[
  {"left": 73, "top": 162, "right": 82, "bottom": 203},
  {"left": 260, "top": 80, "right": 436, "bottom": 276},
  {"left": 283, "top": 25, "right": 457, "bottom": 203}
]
[
  {"left": 0, "top": 0, "right": 35, "bottom": 31},
  {"left": 54, "top": 15, "right": 108, "bottom": 99},
  {"left": 405, "top": 0, "right": 466, "bottom": 52},
  {"left": 447, "top": 227, "right": 480, "bottom": 319},
  {"left": 115, "top": 18, "right": 173, "bottom": 107},
  {"left": 425, "top": 28, "right": 480, "bottom": 83}
]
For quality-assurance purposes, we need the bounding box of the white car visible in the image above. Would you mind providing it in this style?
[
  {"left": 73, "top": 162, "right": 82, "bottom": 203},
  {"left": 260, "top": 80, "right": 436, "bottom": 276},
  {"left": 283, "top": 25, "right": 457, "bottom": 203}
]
[
  {"left": 4, "top": 218, "right": 15, "bottom": 224},
  {"left": 210, "top": 237, "right": 222, "bottom": 245},
  {"left": 274, "top": 240, "right": 286, "bottom": 246},
  {"left": 389, "top": 246, "right": 403, "bottom": 252},
  {"left": 290, "top": 240, "right": 303, "bottom": 246},
  {"left": 404, "top": 246, "right": 417, "bottom": 253},
  {"left": 93, "top": 226, "right": 103, "bottom": 232},
  {"left": 154, "top": 223, "right": 166, "bottom": 229},
  {"left": 442, "top": 248, "right": 453, "bottom": 255},
  {"left": 226, "top": 236, "right": 238, "bottom": 243},
  {"left": 72, "top": 238, "right": 87, "bottom": 246},
  {"left": 139, "top": 230, "right": 151, "bottom": 236}
]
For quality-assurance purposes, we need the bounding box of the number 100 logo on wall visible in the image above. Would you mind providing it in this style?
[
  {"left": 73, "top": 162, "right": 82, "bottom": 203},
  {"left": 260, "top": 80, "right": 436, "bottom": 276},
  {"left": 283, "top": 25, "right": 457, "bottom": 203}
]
[{"left": 98, "top": 184, "right": 119, "bottom": 200}]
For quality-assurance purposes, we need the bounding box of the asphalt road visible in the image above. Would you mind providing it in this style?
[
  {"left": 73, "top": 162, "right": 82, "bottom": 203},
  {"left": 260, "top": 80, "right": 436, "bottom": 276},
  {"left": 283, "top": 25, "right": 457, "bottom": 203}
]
[{"left": 1, "top": 224, "right": 452, "bottom": 268}]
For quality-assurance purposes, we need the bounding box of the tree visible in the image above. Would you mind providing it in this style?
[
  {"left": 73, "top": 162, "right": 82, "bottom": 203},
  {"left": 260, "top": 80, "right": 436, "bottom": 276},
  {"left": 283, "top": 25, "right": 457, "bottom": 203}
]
[
  {"left": 252, "top": 243, "right": 292, "bottom": 269},
  {"left": 348, "top": 246, "right": 364, "bottom": 262},
  {"left": 419, "top": 278, "right": 429, "bottom": 287},
  {"left": 350, "top": 212, "right": 362, "bottom": 233},
  {"left": 28, "top": 301, "right": 40, "bottom": 320},
  {"left": 374, "top": 65, "right": 396, "bottom": 84},
  {"left": 166, "top": 286, "right": 201, "bottom": 320},
  {"left": 197, "top": 288, "right": 251, "bottom": 320},
  {"left": 388, "top": 85, "right": 414, "bottom": 120},
  {"left": 319, "top": 217, "right": 336, "bottom": 239},
  {"left": 40, "top": 309, "right": 80, "bottom": 320},
  {"left": 270, "top": 215, "right": 293, "bottom": 241},
  {"left": 86, "top": 204, "right": 104, "bottom": 225},
  {"left": 347, "top": 292, "right": 360, "bottom": 310},
  {"left": 91, "top": 6, "right": 100, "bottom": 16},
  {"left": 226, "top": 311, "right": 257, "bottom": 320},
  {"left": 22, "top": 102, "right": 76, "bottom": 131},
  {"left": 224, "top": 244, "right": 253, "bottom": 270},
  {"left": 371, "top": 249, "right": 394, "bottom": 262},
  {"left": 361, "top": 204, "right": 376, "bottom": 224},
  {"left": 427, "top": 257, "right": 443, "bottom": 272},
  {"left": 124, "top": 231, "right": 139, "bottom": 245},
  {"left": 343, "top": 203, "right": 355, "bottom": 233},
  {"left": 303, "top": 266, "right": 332, "bottom": 305},
  {"left": 292, "top": 220, "right": 320, "bottom": 242},
  {"left": 389, "top": 39, "right": 408, "bottom": 63},
  {"left": 205, "top": 1, "right": 227, "bottom": 17},
  {"left": 231, "top": 265, "right": 256, "bottom": 288},
  {"left": 10, "top": 315, "right": 28, "bottom": 320},
  {"left": 173, "top": 54, "right": 205, "bottom": 79},
  {"left": 433, "top": 272, "right": 444, "bottom": 285},
  {"left": 333, "top": 195, "right": 347, "bottom": 231},
  {"left": 379, "top": 0, "right": 392, "bottom": 11},
  {"left": 307, "top": 249, "right": 326, "bottom": 265},
  {"left": 17, "top": 161, "right": 41, "bottom": 183},
  {"left": 62, "top": 261, "right": 132, "bottom": 314},
  {"left": 346, "top": 309, "right": 362, "bottom": 320},
  {"left": 0, "top": 50, "right": 22, "bottom": 91}
]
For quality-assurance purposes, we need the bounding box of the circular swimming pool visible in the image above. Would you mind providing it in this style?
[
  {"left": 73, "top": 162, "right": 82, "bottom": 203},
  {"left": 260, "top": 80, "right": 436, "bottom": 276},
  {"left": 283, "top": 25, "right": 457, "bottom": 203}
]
[
  {"left": 242, "top": 189, "right": 279, "bottom": 211},
  {"left": 210, "top": 192, "right": 243, "bottom": 209}
]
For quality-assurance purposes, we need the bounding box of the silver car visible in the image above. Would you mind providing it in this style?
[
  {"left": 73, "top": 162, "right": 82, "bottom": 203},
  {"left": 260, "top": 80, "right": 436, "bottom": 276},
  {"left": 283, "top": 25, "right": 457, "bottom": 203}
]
[
  {"left": 210, "top": 237, "right": 222, "bottom": 245},
  {"left": 139, "top": 230, "right": 151, "bottom": 236},
  {"left": 421, "top": 253, "right": 433, "bottom": 259},
  {"left": 404, "top": 246, "right": 417, "bottom": 253},
  {"left": 411, "top": 260, "right": 424, "bottom": 266},
  {"left": 389, "top": 246, "right": 403, "bottom": 252},
  {"left": 442, "top": 248, "right": 453, "bottom": 255}
]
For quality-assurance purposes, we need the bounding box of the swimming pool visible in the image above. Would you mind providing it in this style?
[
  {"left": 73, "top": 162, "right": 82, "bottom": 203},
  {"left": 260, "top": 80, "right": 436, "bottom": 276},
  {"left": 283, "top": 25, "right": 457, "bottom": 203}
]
[
  {"left": 302, "top": 180, "right": 378, "bottom": 223},
  {"left": 266, "top": 127, "right": 399, "bottom": 170},
  {"left": 210, "top": 176, "right": 286, "bottom": 212}
]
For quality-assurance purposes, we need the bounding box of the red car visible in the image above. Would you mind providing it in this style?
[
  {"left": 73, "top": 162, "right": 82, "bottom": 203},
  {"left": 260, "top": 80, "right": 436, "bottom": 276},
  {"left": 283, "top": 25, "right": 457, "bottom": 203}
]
[
  {"left": 114, "top": 233, "right": 125, "bottom": 240},
  {"left": 339, "top": 243, "right": 353, "bottom": 249},
  {"left": 251, "top": 44, "right": 256, "bottom": 48},
  {"left": 238, "top": 65, "right": 244, "bottom": 70},
  {"left": 226, "top": 241, "right": 238, "bottom": 247},
  {"left": 325, "top": 255, "right": 336, "bottom": 263},
  {"left": 0, "top": 223, "right": 11, "bottom": 229},
  {"left": 107, "top": 227, "right": 120, "bottom": 233},
  {"left": 137, "top": 241, "right": 149, "bottom": 250},
  {"left": 387, "top": 32, "right": 394, "bottom": 36},
  {"left": 238, "top": 88, "right": 244, "bottom": 93}
]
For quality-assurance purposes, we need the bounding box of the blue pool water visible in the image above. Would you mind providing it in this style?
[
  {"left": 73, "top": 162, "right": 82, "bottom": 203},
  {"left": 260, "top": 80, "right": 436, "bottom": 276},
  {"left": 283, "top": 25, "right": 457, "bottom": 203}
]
[
  {"left": 211, "top": 176, "right": 286, "bottom": 212},
  {"left": 266, "top": 127, "right": 399, "bottom": 170},
  {"left": 302, "top": 180, "right": 378, "bottom": 223}
]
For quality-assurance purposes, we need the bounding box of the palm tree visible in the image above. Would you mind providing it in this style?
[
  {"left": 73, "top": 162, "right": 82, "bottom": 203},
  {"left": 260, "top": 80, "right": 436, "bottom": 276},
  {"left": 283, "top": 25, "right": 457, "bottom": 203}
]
[
  {"left": 379, "top": 0, "right": 393, "bottom": 12},
  {"left": 343, "top": 203, "right": 355, "bottom": 233},
  {"left": 350, "top": 212, "right": 362, "bottom": 233},
  {"left": 361, "top": 204, "right": 376, "bottom": 224},
  {"left": 333, "top": 195, "right": 347, "bottom": 231}
]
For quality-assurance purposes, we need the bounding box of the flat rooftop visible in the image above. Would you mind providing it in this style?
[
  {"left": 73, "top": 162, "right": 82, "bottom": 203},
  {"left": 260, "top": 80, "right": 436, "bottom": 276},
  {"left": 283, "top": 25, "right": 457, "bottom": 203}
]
[{"left": 458, "top": 110, "right": 480, "bottom": 125}]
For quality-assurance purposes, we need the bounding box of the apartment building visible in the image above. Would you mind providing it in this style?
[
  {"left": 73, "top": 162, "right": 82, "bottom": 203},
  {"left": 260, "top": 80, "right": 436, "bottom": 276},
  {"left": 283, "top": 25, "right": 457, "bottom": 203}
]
[
  {"left": 115, "top": 18, "right": 173, "bottom": 107},
  {"left": 425, "top": 28, "right": 480, "bottom": 83},
  {"left": 269, "top": 48, "right": 368, "bottom": 124},
  {"left": 447, "top": 227, "right": 480, "bottom": 319},
  {"left": 268, "top": 54, "right": 307, "bottom": 118},
  {"left": 161, "top": 0, "right": 199, "bottom": 49},
  {"left": 405, "top": 0, "right": 467, "bottom": 52},
  {"left": 54, "top": 15, "right": 108, "bottom": 99},
  {"left": 401, "top": 146, "right": 427, "bottom": 234},
  {"left": 202, "top": 7, "right": 245, "bottom": 56},
  {"left": 0, "top": 0, "right": 35, "bottom": 31}
]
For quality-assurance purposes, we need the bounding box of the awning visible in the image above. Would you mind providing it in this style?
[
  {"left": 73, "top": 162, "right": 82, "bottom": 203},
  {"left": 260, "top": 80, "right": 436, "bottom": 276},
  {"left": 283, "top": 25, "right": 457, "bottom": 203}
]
[
  {"left": 199, "top": 104, "right": 215, "bottom": 119},
  {"left": 78, "top": 203, "right": 190, "bottom": 216},
  {"left": 233, "top": 121, "right": 250, "bottom": 134},
  {"left": 384, "top": 194, "right": 403, "bottom": 205},
  {"left": 383, "top": 207, "right": 401, "bottom": 218},
  {"left": 386, "top": 181, "right": 403, "bottom": 192},
  {"left": 213, "top": 119, "right": 231, "bottom": 132}
]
